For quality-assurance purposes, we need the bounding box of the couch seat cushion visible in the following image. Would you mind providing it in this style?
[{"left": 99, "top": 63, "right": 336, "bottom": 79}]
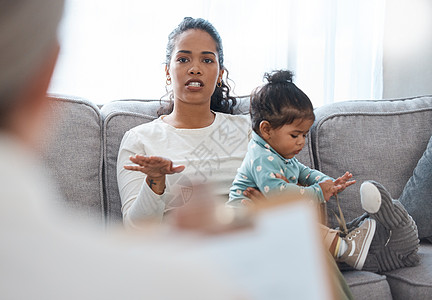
[
  {"left": 343, "top": 270, "right": 392, "bottom": 300},
  {"left": 383, "top": 242, "right": 432, "bottom": 299}
]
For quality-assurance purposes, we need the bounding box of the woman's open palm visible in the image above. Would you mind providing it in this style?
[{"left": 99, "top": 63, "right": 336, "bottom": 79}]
[{"left": 125, "top": 154, "right": 185, "bottom": 178}]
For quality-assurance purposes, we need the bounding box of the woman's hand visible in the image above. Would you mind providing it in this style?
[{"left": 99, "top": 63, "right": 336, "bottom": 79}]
[
  {"left": 241, "top": 187, "right": 266, "bottom": 207},
  {"left": 242, "top": 173, "right": 293, "bottom": 207},
  {"left": 124, "top": 154, "right": 185, "bottom": 195},
  {"left": 125, "top": 154, "right": 185, "bottom": 177}
]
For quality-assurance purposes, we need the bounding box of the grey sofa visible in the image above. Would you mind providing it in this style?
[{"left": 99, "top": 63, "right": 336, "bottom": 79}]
[{"left": 42, "top": 94, "right": 432, "bottom": 299}]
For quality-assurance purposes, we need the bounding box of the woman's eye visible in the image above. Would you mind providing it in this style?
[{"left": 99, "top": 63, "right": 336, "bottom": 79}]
[
  {"left": 177, "top": 57, "right": 189, "bottom": 63},
  {"left": 290, "top": 134, "right": 298, "bottom": 138},
  {"left": 203, "top": 58, "right": 214, "bottom": 63}
]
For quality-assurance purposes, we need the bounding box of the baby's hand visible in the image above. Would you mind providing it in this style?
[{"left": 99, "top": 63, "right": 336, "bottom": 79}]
[
  {"left": 319, "top": 172, "right": 356, "bottom": 201},
  {"left": 333, "top": 171, "right": 356, "bottom": 192},
  {"left": 319, "top": 180, "right": 342, "bottom": 202}
]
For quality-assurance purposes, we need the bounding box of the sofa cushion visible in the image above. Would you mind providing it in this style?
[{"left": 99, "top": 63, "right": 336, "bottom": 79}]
[
  {"left": 40, "top": 96, "right": 104, "bottom": 223},
  {"left": 101, "top": 98, "right": 314, "bottom": 225},
  {"left": 398, "top": 135, "right": 432, "bottom": 240},
  {"left": 342, "top": 270, "right": 392, "bottom": 300},
  {"left": 311, "top": 96, "right": 432, "bottom": 228},
  {"left": 101, "top": 100, "right": 160, "bottom": 224},
  {"left": 383, "top": 242, "right": 432, "bottom": 300}
]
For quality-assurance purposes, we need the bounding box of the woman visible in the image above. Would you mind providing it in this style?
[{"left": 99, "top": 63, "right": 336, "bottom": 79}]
[{"left": 117, "top": 17, "right": 251, "bottom": 225}]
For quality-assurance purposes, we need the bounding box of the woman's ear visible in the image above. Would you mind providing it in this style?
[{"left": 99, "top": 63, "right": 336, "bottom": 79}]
[
  {"left": 259, "top": 121, "right": 272, "bottom": 140},
  {"left": 165, "top": 65, "right": 170, "bottom": 77},
  {"left": 218, "top": 69, "right": 224, "bottom": 81}
]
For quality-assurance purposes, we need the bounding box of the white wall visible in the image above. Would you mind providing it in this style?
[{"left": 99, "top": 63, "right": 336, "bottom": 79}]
[{"left": 383, "top": 0, "right": 432, "bottom": 98}]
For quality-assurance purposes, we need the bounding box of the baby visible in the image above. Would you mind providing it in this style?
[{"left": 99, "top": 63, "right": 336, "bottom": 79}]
[
  {"left": 227, "top": 70, "right": 376, "bottom": 271},
  {"left": 228, "top": 70, "right": 354, "bottom": 207}
]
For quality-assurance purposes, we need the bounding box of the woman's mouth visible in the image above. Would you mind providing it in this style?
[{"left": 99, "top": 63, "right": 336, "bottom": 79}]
[
  {"left": 186, "top": 79, "right": 204, "bottom": 88},
  {"left": 188, "top": 82, "right": 201, "bottom": 87}
]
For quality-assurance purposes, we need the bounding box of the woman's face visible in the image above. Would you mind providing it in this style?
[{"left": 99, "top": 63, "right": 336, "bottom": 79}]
[{"left": 166, "top": 29, "right": 223, "bottom": 107}]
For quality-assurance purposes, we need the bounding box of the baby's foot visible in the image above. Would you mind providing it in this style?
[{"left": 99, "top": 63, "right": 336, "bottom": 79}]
[
  {"left": 361, "top": 181, "right": 413, "bottom": 228},
  {"left": 337, "top": 218, "right": 376, "bottom": 270}
]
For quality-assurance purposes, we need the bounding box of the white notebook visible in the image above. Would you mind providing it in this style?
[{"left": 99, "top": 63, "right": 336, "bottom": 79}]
[{"left": 193, "top": 200, "right": 333, "bottom": 300}]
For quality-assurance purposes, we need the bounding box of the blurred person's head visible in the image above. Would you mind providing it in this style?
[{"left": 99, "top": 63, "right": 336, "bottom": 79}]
[{"left": 0, "top": 0, "right": 64, "bottom": 147}]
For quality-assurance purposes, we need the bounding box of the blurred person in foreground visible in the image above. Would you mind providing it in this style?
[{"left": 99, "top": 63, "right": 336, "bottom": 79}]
[{"left": 0, "top": 1, "right": 242, "bottom": 299}]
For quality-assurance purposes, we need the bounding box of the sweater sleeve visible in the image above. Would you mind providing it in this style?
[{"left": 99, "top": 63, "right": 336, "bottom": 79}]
[
  {"left": 116, "top": 130, "right": 166, "bottom": 227},
  {"left": 252, "top": 156, "right": 326, "bottom": 204},
  {"left": 296, "top": 160, "right": 333, "bottom": 186}
]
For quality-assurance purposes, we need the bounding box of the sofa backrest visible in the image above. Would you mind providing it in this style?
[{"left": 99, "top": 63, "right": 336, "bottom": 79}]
[
  {"left": 41, "top": 96, "right": 104, "bottom": 224},
  {"left": 311, "top": 95, "right": 432, "bottom": 228},
  {"left": 101, "top": 100, "right": 160, "bottom": 224},
  {"left": 47, "top": 94, "right": 427, "bottom": 228}
]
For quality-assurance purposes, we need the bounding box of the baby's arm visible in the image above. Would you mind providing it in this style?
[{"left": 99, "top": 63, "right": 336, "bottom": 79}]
[
  {"left": 297, "top": 162, "right": 332, "bottom": 186},
  {"left": 297, "top": 162, "right": 355, "bottom": 200},
  {"left": 251, "top": 157, "right": 327, "bottom": 203}
]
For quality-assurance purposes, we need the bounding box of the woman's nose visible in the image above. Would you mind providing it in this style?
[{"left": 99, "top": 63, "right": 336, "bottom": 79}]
[{"left": 188, "top": 65, "right": 202, "bottom": 75}]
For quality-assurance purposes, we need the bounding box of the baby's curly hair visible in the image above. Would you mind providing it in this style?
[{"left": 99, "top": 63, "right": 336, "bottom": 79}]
[{"left": 250, "top": 70, "right": 315, "bottom": 134}]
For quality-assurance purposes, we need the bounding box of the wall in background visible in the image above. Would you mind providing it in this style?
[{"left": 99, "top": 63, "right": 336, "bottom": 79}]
[{"left": 383, "top": 0, "right": 432, "bottom": 98}]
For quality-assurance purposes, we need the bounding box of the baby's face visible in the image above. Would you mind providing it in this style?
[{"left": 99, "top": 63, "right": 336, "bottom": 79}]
[{"left": 267, "top": 119, "right": 314, "bottom": 159}]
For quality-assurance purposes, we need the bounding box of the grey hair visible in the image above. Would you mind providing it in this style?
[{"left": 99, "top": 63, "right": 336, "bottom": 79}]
[{"left": 0, "top": 0, "right": 64, "bottom": 107}]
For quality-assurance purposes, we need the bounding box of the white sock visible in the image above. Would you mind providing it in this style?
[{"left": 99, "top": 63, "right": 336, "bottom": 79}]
[{"left": 337, "top": 239, "right": 348, "bottom": 258}]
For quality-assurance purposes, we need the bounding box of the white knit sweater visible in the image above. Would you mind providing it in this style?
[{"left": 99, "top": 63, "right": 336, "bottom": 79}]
[{"left": 117, "top": 112, "right": 251, "bottom": 227}]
